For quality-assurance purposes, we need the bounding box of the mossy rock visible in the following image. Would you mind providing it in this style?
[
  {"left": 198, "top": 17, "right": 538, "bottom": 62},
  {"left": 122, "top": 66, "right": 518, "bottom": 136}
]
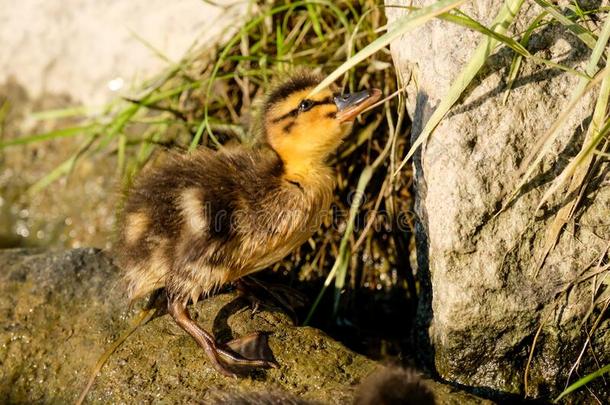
[{"left": 0, "top": 248, "right": 491, "bottom": 404}]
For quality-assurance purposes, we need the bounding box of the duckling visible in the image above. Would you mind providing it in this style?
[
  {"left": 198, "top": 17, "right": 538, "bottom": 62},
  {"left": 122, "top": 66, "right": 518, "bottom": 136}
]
[
  {"left": 207, "top": 365, "right": 436, "bottom": 404},
  {"left": 353, "top": 366, "right": 436, "bottom": 405},
  {"left": 115, "top": 70, "right": 381, "bottom": 377}
]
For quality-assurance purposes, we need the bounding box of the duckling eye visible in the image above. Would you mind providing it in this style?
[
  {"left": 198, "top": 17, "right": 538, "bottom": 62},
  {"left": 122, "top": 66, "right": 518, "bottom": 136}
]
[{"left": 298, "top": 99, "right": 314, "bottom": 112}]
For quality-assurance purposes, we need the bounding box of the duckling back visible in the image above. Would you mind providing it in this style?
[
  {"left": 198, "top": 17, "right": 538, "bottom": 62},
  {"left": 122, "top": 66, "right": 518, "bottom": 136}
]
[{"left": 115, "top": 145, "right": 333, "bottom": 304}]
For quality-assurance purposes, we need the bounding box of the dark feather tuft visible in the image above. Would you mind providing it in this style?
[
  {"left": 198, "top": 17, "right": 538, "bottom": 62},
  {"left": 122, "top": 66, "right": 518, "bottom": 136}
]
[
  {"left": 354, "top": 366, "right": 436, "bottom": 405},
  {"left": 263, "top": 69, "right": 324, "bottom": 113},
  {"left": 207, "top": 389, "right": 317, "bottom": 405}
]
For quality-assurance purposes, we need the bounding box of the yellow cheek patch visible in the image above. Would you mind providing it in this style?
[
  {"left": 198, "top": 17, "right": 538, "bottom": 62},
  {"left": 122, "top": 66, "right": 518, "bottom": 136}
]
[
  {"left": 263, "top": 86, "right": 346, "bottom": 181},
  {"left": 307, "top": 103, "right": 337, "bottom": 122},
  {"left": 267, "top": 103, "right": 339, "bottom": 146}
]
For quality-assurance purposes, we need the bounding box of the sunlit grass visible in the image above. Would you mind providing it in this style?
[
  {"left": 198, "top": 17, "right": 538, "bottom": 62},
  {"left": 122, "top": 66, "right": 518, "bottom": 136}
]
[
  {"left": 1, "top": 0, "right": 413, "bottom": 326},
  {"left": 554, "top": 364, "right": 610, "bottom": 403}
]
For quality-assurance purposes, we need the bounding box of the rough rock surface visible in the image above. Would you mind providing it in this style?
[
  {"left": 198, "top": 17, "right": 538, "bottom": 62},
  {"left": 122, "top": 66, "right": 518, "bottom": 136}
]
[
  {"left": 386, "top": 0, "right": 610, "bottom": 400},
  {"left": 0, "top": 248, "right": 490, "bottom": 404}
]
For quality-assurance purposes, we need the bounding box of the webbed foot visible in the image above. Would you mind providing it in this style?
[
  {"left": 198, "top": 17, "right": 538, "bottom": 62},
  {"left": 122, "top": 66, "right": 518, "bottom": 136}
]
[{"left": 168, "top": 300, "right": 277, "bottom": 377}]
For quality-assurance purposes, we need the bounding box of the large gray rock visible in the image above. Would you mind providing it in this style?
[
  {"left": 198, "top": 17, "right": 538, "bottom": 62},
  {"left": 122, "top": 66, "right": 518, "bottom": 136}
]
[
  {"left": 0, "top": 248, "right": 490, "bottom": 404},
  {"left": 386, "top": 0, "right": 610, "bottom": 400}
]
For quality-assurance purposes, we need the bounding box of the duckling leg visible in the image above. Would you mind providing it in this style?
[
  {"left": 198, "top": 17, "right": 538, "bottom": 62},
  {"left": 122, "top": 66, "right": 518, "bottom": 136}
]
[{"left": 167, "top": 300, "right": 277, "bottom": 377}]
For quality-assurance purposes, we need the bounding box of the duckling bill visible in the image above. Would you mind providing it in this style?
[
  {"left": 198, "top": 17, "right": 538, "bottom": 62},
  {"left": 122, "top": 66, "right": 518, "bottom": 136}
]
[{"left": 115, "top": 70, "right": 381, "bottom": 377}]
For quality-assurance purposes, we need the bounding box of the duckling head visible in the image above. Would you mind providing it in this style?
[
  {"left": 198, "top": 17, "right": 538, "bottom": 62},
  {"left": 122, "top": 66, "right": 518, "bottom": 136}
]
[{"left": 262, "top": 71, "right": 381, "bottom": 183}]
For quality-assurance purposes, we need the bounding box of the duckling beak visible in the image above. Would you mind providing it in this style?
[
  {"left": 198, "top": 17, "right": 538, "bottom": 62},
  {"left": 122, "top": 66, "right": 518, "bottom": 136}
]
[{"left": 334, "top": 88, "right": 382, "bottom": 123}]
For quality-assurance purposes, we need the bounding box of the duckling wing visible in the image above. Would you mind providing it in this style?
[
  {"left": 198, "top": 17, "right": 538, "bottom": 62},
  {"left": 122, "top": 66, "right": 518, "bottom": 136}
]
[{"left": 115, "top": 147, "right": 293, "bottom": 303}]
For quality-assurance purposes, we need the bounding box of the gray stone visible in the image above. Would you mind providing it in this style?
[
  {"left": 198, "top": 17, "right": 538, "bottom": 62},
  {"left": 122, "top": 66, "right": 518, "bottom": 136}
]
[
  {"left": 0, "top": 248, "right": 490, "bottom": 404},
  {"left": 386, "top": 0, "right": 610, "bottom": 400}
]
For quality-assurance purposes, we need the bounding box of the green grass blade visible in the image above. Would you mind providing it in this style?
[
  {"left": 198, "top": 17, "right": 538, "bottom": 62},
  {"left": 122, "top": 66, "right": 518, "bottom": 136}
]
[
  {"left": 554, "top": 364, "right": 610, "bottom": 402},
  {"left": 530, "top": 64, "right": 610, "bottom": 276},
  {"left": 306, "top": 3, "right": 325, "bottom": 41},
  {"left": 304, "top": 165, "right": 373, "bottom": 325},
  {"left": 506, "top": 12, "right": 610, "bottom": 205},
  {"left": 332, "top": 166, "right": 373, "bottom": 314},
  {"left": 128, "top": 28, "right": 173, "bottom": 64},
  {"left": 97, "top": 104, "right": 140, "bottom": 151},
  {"left": 0, "top": 100, "right": 8, "bottom": 137},
  {"left": 117, "top": 133, "right": 127, "bottom": 177},
  {"left": 191, "top": 119, "right": 209, "bottom": 150},
  {"left": 0, "top": 124, "right": 99, "bottom": 148},
  {"left": 27, "top": 136, "right": 96, "bottom": 195},
  {"left": 308, "top": 0, "right": 469, "bottom": 96},
  {"left": 582, "top": 13, "right": 610, "bottom": 79},
  {"left": 441, "top": 11, "right": 587, "bottom": 78},
  {"left": 395, "top": 0, "right": 526, "bottom": 175},
  {"left": 0, "top": 100, "right": 9, "bottom": 125},
  {"left": 538, "top": 67, "right": 610, "bottom": 209},
  {"left": 30, "top": 105, "right": 104, "bottom": 121},
  {"left": 332, "top": 250, "right": 350, "bottom": 316},
  {"left": 193, "top": 0, "right": 350, "bottom": 151},
  {"left": 276, "top": 24, "right": 285, "bottom": 58},
  {"left": 503, "top": 11, "right": 548, "bottom": 104},
  {"left": 534, "top": 0, "right": 597, "bottom": 50},
  {"left": 27, "top": 156, "right": 76, "bottom": 195}
]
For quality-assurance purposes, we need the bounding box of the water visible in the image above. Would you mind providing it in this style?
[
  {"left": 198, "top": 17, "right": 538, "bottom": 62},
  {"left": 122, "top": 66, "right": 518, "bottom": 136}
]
[{"left": 0, "top": 79, "right": 117, "bottom": 250}]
